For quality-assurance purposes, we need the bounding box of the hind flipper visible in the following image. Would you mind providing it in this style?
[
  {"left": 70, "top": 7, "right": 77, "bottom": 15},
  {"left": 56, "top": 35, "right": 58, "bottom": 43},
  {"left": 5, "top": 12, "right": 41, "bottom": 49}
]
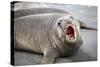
[{"left": 78, "top": 20, "right": 97, "bottom": 31}]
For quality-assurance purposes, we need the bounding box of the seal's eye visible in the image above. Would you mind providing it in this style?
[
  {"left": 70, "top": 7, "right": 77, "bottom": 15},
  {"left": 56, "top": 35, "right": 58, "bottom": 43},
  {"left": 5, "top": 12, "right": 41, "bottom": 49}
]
[
  {"left": 70, "top": 16, "right": 77, "bottom": 21},
  {"left": 70, "top": 16, "right": 75, "bottom": 21},
  {"left": 58, "top": 20, "right": 63, "bottom": 26},
  {"left": 70, "top": 16, "right": 73, "bottom": 19}
]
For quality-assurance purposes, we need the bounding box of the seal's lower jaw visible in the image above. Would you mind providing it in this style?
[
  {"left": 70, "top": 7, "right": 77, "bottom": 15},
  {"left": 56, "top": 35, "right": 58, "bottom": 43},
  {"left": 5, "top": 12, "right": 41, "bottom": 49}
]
[{"left": 65, "top": 24, "right": 76, "bottom": 42}]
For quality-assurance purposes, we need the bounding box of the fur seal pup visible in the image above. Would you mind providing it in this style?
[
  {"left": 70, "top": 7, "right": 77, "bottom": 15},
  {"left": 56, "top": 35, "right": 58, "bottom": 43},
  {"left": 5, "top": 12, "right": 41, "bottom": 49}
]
[{"left": 14, "top": 13, "right": 83, "bottom": 64}]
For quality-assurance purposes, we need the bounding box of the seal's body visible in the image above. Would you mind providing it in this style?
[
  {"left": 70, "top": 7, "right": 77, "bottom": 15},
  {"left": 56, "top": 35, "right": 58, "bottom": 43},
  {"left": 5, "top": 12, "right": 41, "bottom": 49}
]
[
  {"left": 14, "top": 12, "right": 83, "bottom": 63},
  {"left": 14, "top": 8, "right": 68, "bottom": 18}
]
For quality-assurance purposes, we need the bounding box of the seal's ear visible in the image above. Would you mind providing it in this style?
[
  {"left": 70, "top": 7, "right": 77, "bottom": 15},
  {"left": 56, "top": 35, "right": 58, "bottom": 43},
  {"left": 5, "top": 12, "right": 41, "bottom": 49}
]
[{"left": 78, "top": 20, "right": 97, "bottom": 31}]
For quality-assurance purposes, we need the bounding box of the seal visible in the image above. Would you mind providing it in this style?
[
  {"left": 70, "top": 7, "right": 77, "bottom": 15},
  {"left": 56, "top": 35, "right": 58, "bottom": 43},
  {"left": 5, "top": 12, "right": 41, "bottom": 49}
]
[{"left": 14, "top": 13, "right": 83, "bottom": 64}]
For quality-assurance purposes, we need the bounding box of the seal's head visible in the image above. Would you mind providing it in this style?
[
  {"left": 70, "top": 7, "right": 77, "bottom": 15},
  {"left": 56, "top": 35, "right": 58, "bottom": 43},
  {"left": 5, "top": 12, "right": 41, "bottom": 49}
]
[{"left": 55, "top": 15, "right": 81, "bottom": 43}]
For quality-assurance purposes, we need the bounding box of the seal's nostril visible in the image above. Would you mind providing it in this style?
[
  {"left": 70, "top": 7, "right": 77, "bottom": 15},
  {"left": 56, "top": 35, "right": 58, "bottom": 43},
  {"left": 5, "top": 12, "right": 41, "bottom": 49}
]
[
  {"left": 66, "top": 19, "right": 72, "bottom": 24},
  {"left": 67, "top": 21, "right": 72, "bottom": 24}
]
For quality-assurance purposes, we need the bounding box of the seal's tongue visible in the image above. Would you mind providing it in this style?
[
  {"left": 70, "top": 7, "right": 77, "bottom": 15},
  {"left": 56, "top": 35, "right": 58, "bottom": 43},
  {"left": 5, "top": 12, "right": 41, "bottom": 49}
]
[{"left": 66, "top": 26, "right": 75, "bottom": 39}]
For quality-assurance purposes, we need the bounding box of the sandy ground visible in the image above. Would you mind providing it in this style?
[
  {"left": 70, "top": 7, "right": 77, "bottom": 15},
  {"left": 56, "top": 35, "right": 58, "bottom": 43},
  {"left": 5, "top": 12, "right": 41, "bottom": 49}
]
[{"left": 14, "top": 2, "right": 97, "bottom": 66}]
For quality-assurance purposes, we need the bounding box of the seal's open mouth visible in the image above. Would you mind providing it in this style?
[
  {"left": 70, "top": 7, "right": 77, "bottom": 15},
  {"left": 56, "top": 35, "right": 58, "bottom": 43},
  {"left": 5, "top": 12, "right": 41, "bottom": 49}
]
[{"left": 66, "top": 25, "right": 75, "bottom": 40}]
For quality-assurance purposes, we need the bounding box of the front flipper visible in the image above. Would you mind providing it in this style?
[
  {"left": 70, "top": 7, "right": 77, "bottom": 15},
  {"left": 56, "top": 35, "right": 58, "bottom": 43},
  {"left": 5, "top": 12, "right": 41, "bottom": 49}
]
[
  {"left": 40, "top": 48, "right": 59, "bottom": 64},
  {"left": 78, "top": 20, "right": 97, "bottom": 31}
]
